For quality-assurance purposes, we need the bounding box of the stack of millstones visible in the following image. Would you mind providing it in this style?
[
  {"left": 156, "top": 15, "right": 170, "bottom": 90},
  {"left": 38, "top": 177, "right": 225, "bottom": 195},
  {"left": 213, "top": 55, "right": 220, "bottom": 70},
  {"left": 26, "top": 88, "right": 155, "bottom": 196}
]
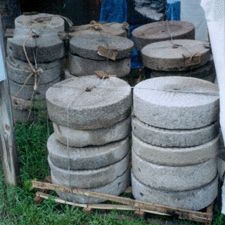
[
  {"left": 46, "top": 75, "right": 132, "bottom": 203},
  {"left": 132, "top": 76, "right": 220, "bottom": 210},
  {"left": 65, "top": 33, "right": 134, "bottom": 78},
  {"left": 142, "top": 39, "right": 216, "bottom": 82},
  {"left": 7, "top": 26, "right": 64, "bottom": 121}
]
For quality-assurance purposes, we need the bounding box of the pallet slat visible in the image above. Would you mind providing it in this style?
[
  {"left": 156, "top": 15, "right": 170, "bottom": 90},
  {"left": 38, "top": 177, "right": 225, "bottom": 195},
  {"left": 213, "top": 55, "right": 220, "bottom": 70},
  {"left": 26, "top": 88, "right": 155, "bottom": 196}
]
[{"left": 32, "top": 180, "right": 213, "bottom": 224}]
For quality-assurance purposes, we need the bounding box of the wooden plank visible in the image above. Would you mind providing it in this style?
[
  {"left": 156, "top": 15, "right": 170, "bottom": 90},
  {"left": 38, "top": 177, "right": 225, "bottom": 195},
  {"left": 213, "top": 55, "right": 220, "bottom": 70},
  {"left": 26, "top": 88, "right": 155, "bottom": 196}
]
[
  {"left": 32, "top": 181, "right": 211, "bottom": 223},
  {"left": 0, "top": 16, "right": 19, "bottom": 186}
]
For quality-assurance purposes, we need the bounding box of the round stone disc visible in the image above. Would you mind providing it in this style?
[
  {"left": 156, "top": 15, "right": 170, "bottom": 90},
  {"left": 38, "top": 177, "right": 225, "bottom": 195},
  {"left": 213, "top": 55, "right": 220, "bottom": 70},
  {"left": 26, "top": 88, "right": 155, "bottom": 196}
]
[
  {"left": 132, "top": 21, "right": 195, "bottom": 52},
  {"left": 132, "top": 133, "right": 219, "bottom": 166},
  {"left": 141, "top": 39, "right": 210, "bottom": 71},
  {"left": 69, "top": 22, "right": 128, "bottom": 38},
  {"left": 133, "top": 77, "right": 219, "bottom": 129},
  {"left": 7, "top": 26, "right": 64, "bottom": 62},
  {"left": 15, "top": 13, "right": 65, "bottom": 32},
  {"left": 131, "top": 172, "right": 218, "bottom": 211},
  {"left": 132, "top": 117, "right": 220, "bottom": 147},
  {"left": 52, "top": 168, "right": 130, "bottom": 204},
  {"left": 132, "top": 151, "right": 217, "bottom": 191},
  {"left": 48, "top": 153, "right": 130, "bottom": 189},
  {"left": 69, "top": 53, "right": 131, "bottom": 77},
  {"left": 48, "top": 133, "right": 130, "bottom": 170},
  {"left": 53, "top": 116, "right": 131, "bottom": 147},
  {"left": 46, "top": 76, "right": 132, "bottom": 129},
  {"left": 69, "top": 33, "right": 134, "bottom": 60},
  {"left": 9, "top": 77, "right": 61, "bottom": 100},
  {"left": 148, "top": 56, "right": 216, "bottom": 82},
  {"left": 218, "top": 151, "right": 225, "bottom": 180},
  {"left": 7, "top": 57, "right": 62, "bottom": 85}
]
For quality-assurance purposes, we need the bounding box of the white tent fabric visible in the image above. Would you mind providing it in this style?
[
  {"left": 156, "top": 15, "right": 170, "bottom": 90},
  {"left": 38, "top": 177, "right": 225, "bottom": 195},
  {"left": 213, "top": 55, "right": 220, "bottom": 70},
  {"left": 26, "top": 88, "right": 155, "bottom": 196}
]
[
  {"left": 201, "top": 0, "right": 225, "bottom": 141},
  {"left": 181, "top": 0, "right": 208, "bottom": 41}
]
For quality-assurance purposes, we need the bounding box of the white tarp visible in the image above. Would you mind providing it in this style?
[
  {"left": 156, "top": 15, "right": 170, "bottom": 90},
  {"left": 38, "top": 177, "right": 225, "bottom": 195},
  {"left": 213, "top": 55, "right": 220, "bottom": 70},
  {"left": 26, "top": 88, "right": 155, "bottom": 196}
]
[
  {"left": 0, "top": 46, "right": 6, "bottom": 82},
  {"left": 201, "top": 0, "right": 225, "bottom": 140},
  {"left": 181, "top": 0, "right": 208, "bottom": 41}
]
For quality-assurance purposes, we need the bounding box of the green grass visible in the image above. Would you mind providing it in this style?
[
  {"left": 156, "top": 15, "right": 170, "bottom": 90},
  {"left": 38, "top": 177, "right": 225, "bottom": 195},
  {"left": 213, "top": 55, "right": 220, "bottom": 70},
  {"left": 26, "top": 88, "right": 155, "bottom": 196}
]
[{"left": 0, "top": 88, "right": 224, "bottom": 225}]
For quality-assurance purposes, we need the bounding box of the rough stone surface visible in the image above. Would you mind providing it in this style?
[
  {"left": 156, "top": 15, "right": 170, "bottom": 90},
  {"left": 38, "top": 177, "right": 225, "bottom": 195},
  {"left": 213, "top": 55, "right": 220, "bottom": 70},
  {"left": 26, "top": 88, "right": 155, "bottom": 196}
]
[
  {"left": 132, "top": 21, "right": 195, "bottom": 52},
  {"left": 69, "top": 33, "right": 134, "bottom": 60},
  {"left": 12, "top": 108, "right": 31, "bottom": 122},
  {"left": 69, "top": 22, "right": 128, "bottom": 37},
  {"left": 53, "top": 116, "right": 131, "bottom": 147},
  {"left": 141, "top": 40, "right": 210, "bottom": 71},
  {"left": 132, "top": 134, "right": 219, "bottom": 166},
  {"left": 7, "top": 26, "right": 64, "bottom": 62},
  {"left": 133, "top": 77, "right": 219, "bottom": 129},
  {"left": 15, "top": 13, "right": 65, "bottom": 32},
  {"left": 48, "top": 153, "right": 130, "bottom": 189},
  {"left": 147, "top": 56, "right": 216, "bottom": 83},
  {"left": 7, "top": 57, "right": 62, "bottom": 84},
  {"left": 46, "top": 76, "right": 132, "bottom": 129},
  {"left": 52, "top": 168, "right": 130, "bottom": 204},
  {"left": 68, "top": 53, "right": 131, "bottom": 77},
  {"left": 132, "top": 150, "right": 217, "bottom": 191},
  {"left": 131, "top": 172, "right": 218, "bottom": 211},
  {"left": 9, "top": 77, "right": 61, "bottom": 100},
  {"left": 218, "top": 151, "right": 225, "bottom": 180},
  {"left": 48, "top": 133, "right": 130, "bottom": 170},
  {"left": 132, "top": 117, "right": 220, "bottom": 147}
]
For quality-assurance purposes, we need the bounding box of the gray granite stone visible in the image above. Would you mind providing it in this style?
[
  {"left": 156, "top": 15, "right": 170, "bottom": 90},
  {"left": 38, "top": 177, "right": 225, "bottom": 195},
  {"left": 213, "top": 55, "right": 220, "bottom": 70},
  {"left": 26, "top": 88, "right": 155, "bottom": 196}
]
[
  {"left": 132, "top": 21, "right": 195, "bottom": 52},
  {"left": 131, "top": 172, "right": 218, "bottom": 211},
  {"left": 53, "top": 116, "right": 131, "bottom": 147},
  {"left": 132, "top": 117, "right": 220, "bottom": 147},
  {"left": 141, "top": 40, "right": 210, "bottom": 71},
  {"left": 48, "top": 133, "right": 130, "bottom": 170},
  {"left": 15, "top": 13, "right": 65, "bottom": 32},
  {"left": 132, "top": 150, "right": 217, "bottom": 191},
  {"left": 7, "top": 57, "right": 62, "bottom": 84},
  {"left": 218, "top": 150, "right": 225, "bottom": 180},
  {"left": 133, "top": 77, "right": 219, "bottom": 129},
  {"left": 132, "top": 134, "right": 219, "bottom": 166},
  {"left": 7, "top": 26, "right": 64, "bottom": 62},
  {"left": 69, "top": 33, "right": 134, "bottom": 60},
  {"left": 68, "top": 53, "right": 131, "bottom": 77},
  {"left": 48, "top": 153, "right": 130, "bottom": 189},
  {"left": 52, "top": 167, "right": 130, "bottom": 204},
  {"left": 46, "top": 76, "right": 132, "bottom": 129},
  {"left": 9, "top": 77, "right": 61, "bottom": 100}
]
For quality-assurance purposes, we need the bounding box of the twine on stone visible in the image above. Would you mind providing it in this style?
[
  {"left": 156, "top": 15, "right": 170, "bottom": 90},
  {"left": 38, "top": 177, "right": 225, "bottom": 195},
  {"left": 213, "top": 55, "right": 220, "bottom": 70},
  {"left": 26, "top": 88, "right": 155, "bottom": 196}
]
[{"left": 71, "top": 20, "right": 114, "bottom": 35}]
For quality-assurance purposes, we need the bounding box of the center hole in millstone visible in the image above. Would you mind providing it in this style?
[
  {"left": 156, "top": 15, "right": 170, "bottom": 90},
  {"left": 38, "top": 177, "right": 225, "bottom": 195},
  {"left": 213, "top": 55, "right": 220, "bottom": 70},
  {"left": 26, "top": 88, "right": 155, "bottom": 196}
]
[{"left": 32, "top": 34, "right": 40, "bottom": 38}]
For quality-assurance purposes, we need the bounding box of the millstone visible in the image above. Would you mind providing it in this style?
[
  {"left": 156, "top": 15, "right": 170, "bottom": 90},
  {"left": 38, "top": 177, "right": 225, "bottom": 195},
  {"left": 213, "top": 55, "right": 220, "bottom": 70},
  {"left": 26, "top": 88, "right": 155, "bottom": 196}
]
[
  {"left": 132, "top": 134, "right": 219, "bottom": 166},
  {"left": 69, "top": 22, "right": 129, "bottom": 37},
  {"left": 52, "top": 168, "right": 130, "bottom": 204},
  {"left": 218, "top": 152, "right": 225, "bottom": 180},
  {"left": 7, "top": 26, "right": 64, "bottom": 62},
  {"left": 132, "top": 117, "right": 220, "bottom": 147},
  {"left": 15, "top": 13, "right": 65, "bottom": 32},
  {"left": 148, "top": 56, "right": 216, "bottom": 82},
  {"left": 133, "top": 77, "right": 219, "bottom": 129},
  {"left": 68, "top": 53, "right": 131, "bottom": 77},
  {"left": 48, "top": 153, "right": 130, "bottom": 189},
  {"left": 141, "top": 39, "right": 210, "bottom": 71},
  {"left": 7, "top": 57, "right": 62, "bottom": 84},
  {"left": 48, "top": 133, "right": 130, "bottom": 170},
  {"left": 46, "top": 76, "right": 132, "bottom": 129},
  {"left": 69, "top": 33, "right": 134, "bottom": 60},
  {"left": 132, "top": 21, "right": 195, "bottom": 52},
  {"left": 132, "top": 150, "right": 217, "bottom": 191},
  {"left": 131, "top": 172, "right": 218, "bottom": 211},
  {"left": 9, "top": 77, "right": 61, "bottom": 100},
  {"left": 53, "top": 116, "right": 131, "bottom": 147}
]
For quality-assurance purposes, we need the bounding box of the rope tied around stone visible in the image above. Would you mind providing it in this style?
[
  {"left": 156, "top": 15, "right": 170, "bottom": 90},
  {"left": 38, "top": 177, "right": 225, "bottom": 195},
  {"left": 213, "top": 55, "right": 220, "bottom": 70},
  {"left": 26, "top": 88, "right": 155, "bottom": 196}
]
[{"left": 71, "top": 20, "right": 114, "bottom": 35}]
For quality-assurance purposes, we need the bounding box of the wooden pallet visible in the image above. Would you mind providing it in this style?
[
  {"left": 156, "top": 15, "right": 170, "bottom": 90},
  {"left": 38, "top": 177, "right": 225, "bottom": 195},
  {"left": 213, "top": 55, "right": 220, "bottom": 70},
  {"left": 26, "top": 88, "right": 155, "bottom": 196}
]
[{"left": 32, "top": 178, "right": 214, "bottom": 225}]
